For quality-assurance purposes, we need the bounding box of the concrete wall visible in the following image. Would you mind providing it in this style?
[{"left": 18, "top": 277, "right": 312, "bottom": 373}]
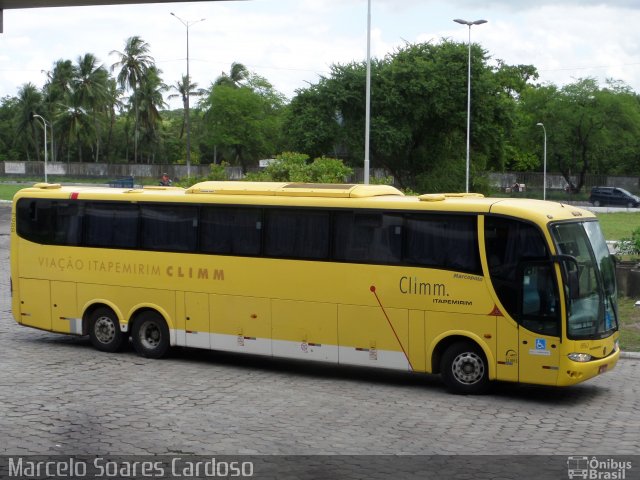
[
  {"left": 1, "top": 161, "right": 244, "bottom": 181},
  {"left": 4, "top": 161, "right": 640, "bottom": 191},
  {"left": 487, "top": 172, "right": 640, "bottom": 192}
]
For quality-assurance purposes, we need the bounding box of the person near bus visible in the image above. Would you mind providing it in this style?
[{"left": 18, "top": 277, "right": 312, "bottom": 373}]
[{"left": 159, "top": 173, "right": 172, "bottom": 186}]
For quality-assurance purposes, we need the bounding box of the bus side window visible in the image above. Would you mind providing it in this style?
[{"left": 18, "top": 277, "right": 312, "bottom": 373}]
[
  {"left": 485, "top": 216, "right": 550, "bottom": 320},
  {"left": 333, "top": 212, "right": 402, "bottom": 264},
  {"left": 16, "top": 199, "right": 52, "bottom": 244},
  {"left": 404, "top": 214, "right": 480, "bottom": 273},
  {"left": 264, "top": 209, "right": 330, "bottom": 260},
  {"left": 16, "top": 199, "right": 81, "bottom": 246},
  {"left": 85, "top": 202, "right": 138, "bottom": 249},
  {"left": 141, "top": 205, "right": 197, "bottom": 252},
  {"left": 200, "top": 207, "right": 261, "bottom": 256}
]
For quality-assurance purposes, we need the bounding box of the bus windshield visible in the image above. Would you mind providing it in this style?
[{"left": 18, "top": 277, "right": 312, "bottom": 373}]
[{"left": 551, "top": 220, "right": 618, "bottom": 340}]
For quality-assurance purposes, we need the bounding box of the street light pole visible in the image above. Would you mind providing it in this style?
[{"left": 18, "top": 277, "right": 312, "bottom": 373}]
[
  {"left": 364, "top": 0, "right": 371, "bottom": 184},
  {"left": 453, "top": 18, "right": 487, "bottom": 193},
  {"left": 537, "top": 122, "right": 547, "bottom": 201},
  {"left": 32, "top": 114, "right": 48, "bottom": 183},
  {"left": 171, "top": 12, "right": 205, "bottom": 180}
]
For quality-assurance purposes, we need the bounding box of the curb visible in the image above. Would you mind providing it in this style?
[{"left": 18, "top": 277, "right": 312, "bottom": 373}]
[{"left": 620, "top": 351, "right": 640, "bottom": 360}]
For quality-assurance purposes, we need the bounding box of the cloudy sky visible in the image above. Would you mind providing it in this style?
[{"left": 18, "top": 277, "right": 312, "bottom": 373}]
[{"left": 0, "top": 0, "right": 639, "bottom": 109}]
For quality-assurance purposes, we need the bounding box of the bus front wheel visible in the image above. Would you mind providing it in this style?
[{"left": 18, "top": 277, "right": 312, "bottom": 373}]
[
  {"left": 131, "top": 312, "right": 170, "bottom": 359},
  {"left": 88, "top": 307, "right": 123, "bottom": 353},
  {"left": 440, "top": 342, "right": 489, "bottom": 394}
]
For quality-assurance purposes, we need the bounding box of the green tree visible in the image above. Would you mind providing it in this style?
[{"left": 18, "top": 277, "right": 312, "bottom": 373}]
[
  {"left": 248, "top": 152, "right": 353, "bottom": 183},
  {"left": 282, "top": 41, "right": 533, "bottom": 191},
  {"left": 131, "top": 66, "right": 167, "bottom": 163},
  {"left": 110, "top": 36, "right": 155, "bottom": 163},
  {"left": 72, "top": 53, "right": 110, "bottom": 162},
  {"left": 15, "top": 83, "right": 43, "bottom": 162},
  {"left": 168, "top": 74, "right": 204, "bottom": 139},
  {"left": 214, "top": 62, "right": 249, "bottom": 88},
  {"left": 517, "top": 78, "right": 640, "bottom": 192},
  {"left": 200, "top": 70, "right": 285, "bottom": 172},
  {"left": 0, "top": 96, "right": 22, "bottom": 161},
  {"left": 42, "top": 59, "right": 74, "bottom": 162}
]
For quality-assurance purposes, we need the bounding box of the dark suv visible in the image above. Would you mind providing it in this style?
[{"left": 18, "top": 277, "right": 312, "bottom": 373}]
[{"left": 589, "top": 186, "right": 640, "bottom": 207}]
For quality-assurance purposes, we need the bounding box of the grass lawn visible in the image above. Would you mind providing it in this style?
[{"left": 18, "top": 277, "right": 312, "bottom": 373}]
[
  {"left": 0, "top": 184, "right": 25, "bottom": 201},
  {"left": 616, "top": 296, "right": 640, "bottom": 351},
  {"left": 595, "top": 212, "right": 640, "bottom": 241}
]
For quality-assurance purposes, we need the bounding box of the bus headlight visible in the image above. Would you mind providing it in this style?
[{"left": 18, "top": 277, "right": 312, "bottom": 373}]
[{"left": 568, "top": 353, "right": 592, "bottom": 362}]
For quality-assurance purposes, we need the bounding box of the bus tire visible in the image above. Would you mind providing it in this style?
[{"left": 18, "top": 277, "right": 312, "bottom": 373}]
[
  {"left": 88, "top": 307, "right": 124, "bottom": 353},
  {"left": 131, "top": 312, "right": 170, "bottom": 359},
  {"left": 440, "top": 341, "right": 489, "bottom": 394}
]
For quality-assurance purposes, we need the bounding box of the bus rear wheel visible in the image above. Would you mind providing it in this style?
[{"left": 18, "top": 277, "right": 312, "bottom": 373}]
[
  {"left": 132, "top": 312, "right": 170, "bottom": 359},
  {"left": 88, "top": 307, "right": 123, "bottom": 353},
  {"left": 440, "top": 341, "right": 489, "bottom": 394}
]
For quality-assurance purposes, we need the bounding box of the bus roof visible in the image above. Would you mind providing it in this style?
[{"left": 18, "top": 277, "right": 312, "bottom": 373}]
[
  {"left": 185, "top": 181, "right": 404, "bottom": 198},
  {"left": 14, "top": 182, "right": 595, "bottom": 224}
]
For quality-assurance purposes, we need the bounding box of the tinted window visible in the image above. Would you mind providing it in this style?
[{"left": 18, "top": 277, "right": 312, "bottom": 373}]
[
  {"left": 334, "top": 212, "right": 402, "bottom": 263},
  {"left": 200, "top": 207, "right": 261, "bottom": 255},
  {"left": 405, "top": 214, "right": 480, "bottom": 273},
  {"left": 85, "top": 202, "right": 138, "bottom": 249},
  {"left": 520, "top": 262, "right": 560, "bottom": 336},
  {"left": 485, "top": 216, "right": 549, "bottom": 317},
  {"left": 141, "top": 204, "right": 197, "bottom": 252},
  {"left": 264, "top": 209, "right": 330, "bottom": 260},
  {"left": 16, "top": 199, "right": 82, "bottom": 246}
]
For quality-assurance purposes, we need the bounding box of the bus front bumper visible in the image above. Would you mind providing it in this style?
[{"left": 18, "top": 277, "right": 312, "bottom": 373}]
[{"left": 557, "top": 345, "right": 621, "bottom": 387}]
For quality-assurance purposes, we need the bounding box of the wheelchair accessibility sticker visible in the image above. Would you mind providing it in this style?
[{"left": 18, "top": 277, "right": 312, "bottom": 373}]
[{"left": 529, "top": 337, "right": 551, "bottom": 356}]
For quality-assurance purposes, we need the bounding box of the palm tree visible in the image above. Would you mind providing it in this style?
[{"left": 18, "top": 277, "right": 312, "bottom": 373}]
[
  {"left": 43, "top": 59, "right": 74, "bottom": 161},
  {"left": 168, "top": 74, "right": 204, "bottom": 138},
  {"left": 214, "top": 62, "right": 249, "bottom": 88},
  {"left": 73, "top": 53, "right": 109, "bottom": 162},
  {"left": 56, "top": 89, "right": 94, "bottom": 163},
  {"left": 14, "top": 83, "right": 43, "bottom": 162},
  {"left": 132, "top": 66, "right": 167, "bottom": 163},
  {"left": 104, "top": 78, "right": 124, "bottom": 163},
  {"left": 110, "top": 36, "right": 154, "bottom": 163}
]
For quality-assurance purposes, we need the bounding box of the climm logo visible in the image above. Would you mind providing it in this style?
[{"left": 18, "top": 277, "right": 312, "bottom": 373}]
[
  {"left": 166, "top": 266, "right": 224, "bottom": 281},
  {"left": 399, "top": 276, "right": 446, "bottom": 297}
]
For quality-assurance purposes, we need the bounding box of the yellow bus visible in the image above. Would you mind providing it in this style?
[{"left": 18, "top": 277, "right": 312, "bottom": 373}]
[{"left": 10, "top": 181, "right": 620, "bottom": 394}]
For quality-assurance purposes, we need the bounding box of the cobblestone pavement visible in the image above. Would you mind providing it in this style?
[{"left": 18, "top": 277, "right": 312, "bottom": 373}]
[{"left": 0, "top": 203, "right": 639, "bottom": 457}]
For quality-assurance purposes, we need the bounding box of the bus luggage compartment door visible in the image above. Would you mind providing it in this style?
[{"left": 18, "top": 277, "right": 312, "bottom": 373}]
[
  {"left": 184, "top": 292, "right": 211, "bottom": 349},
  {"left": 18, "top": 278, "right": 51, "bottom": 330},
  {"left": 210, "top": 294, "right": 271, "bottom": 355}
]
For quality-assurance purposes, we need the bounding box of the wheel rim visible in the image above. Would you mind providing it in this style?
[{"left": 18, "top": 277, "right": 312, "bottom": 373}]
[
  {"left": 139, "top": 320, "right": 162, "bottom": 350},
  {"left": 94, "top": 316, "right": 116, "bottom": 344},
  {"left": 451, "top": 351, "right": 485, "bottom": 385}
]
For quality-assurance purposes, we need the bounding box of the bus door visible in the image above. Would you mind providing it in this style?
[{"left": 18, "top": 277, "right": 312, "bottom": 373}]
[
  {"left": 485, "top": 216, "right": 560, "bottom": 385},
  {"left": 517, "top": 261, "right": 561, "bottom": 385}
]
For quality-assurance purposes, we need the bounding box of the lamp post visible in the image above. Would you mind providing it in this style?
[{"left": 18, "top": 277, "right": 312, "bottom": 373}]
[
  {"left": 537, "top": 122, "right": 547, "bottom": 201},
  {"left": 32, "top": 113, "right": 48, "bottom": 183},
  {"left": 171, "top": 12, "right": 205, "bottom": 179},
  {"left": 364, "top": 0, "right": 371, "bottom": 184},
  {"left": 453, "top": 18, "right": 487, "bottom": 193}
]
